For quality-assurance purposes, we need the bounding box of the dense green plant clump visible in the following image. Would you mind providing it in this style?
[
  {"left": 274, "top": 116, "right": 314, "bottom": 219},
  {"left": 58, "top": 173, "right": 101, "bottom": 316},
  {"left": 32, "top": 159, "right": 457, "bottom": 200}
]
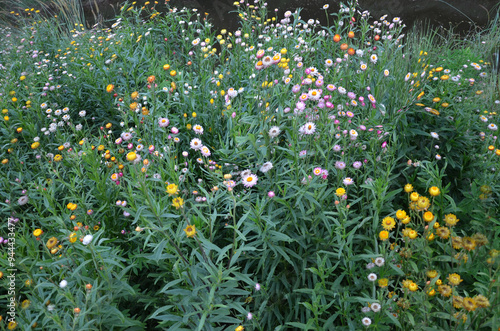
[{"left": 0, "top": 0, "right": 499, "bottom": 330}]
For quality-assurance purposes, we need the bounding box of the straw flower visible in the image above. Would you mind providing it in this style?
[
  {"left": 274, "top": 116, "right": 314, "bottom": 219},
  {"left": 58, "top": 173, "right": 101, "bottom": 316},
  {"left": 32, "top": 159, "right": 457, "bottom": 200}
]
[
  {"left": 382, "top": 216, "right": 396, "bottom": 231},
  {"left": 444, "top": 213, "right": 459, "bottom": 227},
  {"left": 462, "top": 297, "right": 477, "bottom": 312},
  {"left": 429, "top": 186, "right": 440, "bottom": 196},
  {"left": 447, "top": 273, "right": 463, "bottom": 286},
  {"left": 184, "top": 224, "right": 196, "bottom": 238}
]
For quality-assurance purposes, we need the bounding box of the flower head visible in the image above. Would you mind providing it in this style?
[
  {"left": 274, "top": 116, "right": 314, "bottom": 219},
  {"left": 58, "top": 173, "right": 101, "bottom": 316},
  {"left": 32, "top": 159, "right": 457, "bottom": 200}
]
[
  {"left": 374, "top": 257, "right": 385, "bottom": 267},
  {"left": 82, "top": 234, "right": 93, "bottom": 245},
  {"left": 448, "top": 273, "right": 463, "bottom": 286},
  {"left": 184, "top": 224, "right": 196, "bottom": 238},
  {"left": 242, "top": 173, "right": 258, "bottom": 188},
  {"left": 172, "top": 197, "right": 184, "bottom": 209},
  {"left": 166, "top": 183, "right": 179, "bottom": 195},
  {"left": 382, "top": 216, "right": 396, "bottom": 231},
  {"left": 269, "top": 126, "right": 281, "bottom": 138},
  {"left": 343, "top": 177, "right": 354, "bottom": 185},
  {"left": 429, "top": 186, "right": 440, "bottom": 196},
  {"left": 444, "top": 214, "right": 459, "bottom": 227}
]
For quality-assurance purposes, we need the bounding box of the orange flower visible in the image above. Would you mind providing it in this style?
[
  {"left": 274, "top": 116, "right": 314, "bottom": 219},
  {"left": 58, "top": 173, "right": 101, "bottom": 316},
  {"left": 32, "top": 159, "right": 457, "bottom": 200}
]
[{"left": 106, "top": 84, "right": 114, "bottom": 93}]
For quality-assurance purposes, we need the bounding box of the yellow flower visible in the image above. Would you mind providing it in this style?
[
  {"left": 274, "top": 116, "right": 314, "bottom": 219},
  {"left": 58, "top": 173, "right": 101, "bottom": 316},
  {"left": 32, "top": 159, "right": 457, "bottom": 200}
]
[
  {"left": 172, "top": 197, "right": 184, "bottom": 209},
  {"left": 473, "top": 294, "right": 490, "bottom": 308},
  {"left": 378, "top": 278, "right": 389, "bottom": 287},
  {"left": 46, "top": 237, "right": 58, "bottom": 249},
  {"left": 126, "top": 152, "right": 137, "bottom": 162},
  {"left": 427, "top": 270, "right": 438, "bottom": 278},
  {"left": 429, "top": 186, "right": 440, "bottom": 196},
  {"left": 166, "top": 183, "right": 179, "bottom": 195},
  {"left": 451, "top": 236, "right": 462, "bottom": 249},
  {"left": 436, "top": 227, "right": 450, "bottom": 239},
  {"left": 472, "top": 233, "right": 488, "bottom": 246},
  {"left": 444, "top": 214, "right": 459, "bottom": 227},
  {"left": 379, "top": 230, "right": 389, "bottom": 241},
  {"left": 462, "top": 237, "right": 476, "bottom": 251},
  {"left": 427, "top": 288, "right": 436, "bottom": 296},
  {"left": 410, "top": 192, "right": 419, "bottom": 202},
  {"left": 106, "top": 84, "right": 114, "bottom": 93},
  {"left": 404, "top": 184, "right": 413, "bottom": 193},
  {"left": 184, "top": 224, "right": 196, "bottom": 238},
  {"left": 31, "top": 142, "right": 40, "bottom": 149},
  {"left": 8, "top": 321, "right": 17, "bottom": 330},
  {"left": 21, "top": 299, "right": 30, "bottom": 309},
  {"left": 402, "top": 279, "right": 412, "bottom": 289},
  {"left": 462, "top": 297, "right": 477, "bottom": 311},
  {"left": 69, "top": 232, "right": 77, "bottom": 243},
  {"left": 335, "top": 187, "right": 346, "bottom": 196},
  {"left": 480, "top": 185, "right": 492, "bottom": 194},
  {"left": 235, "top": 327, "right": 244, "bottom": 331},
  {"left": 417, "top": 196, "right": 430, "bottom": 210},
  {"left": 448, "top": 273, "right": 463, "bottom": 286},
  {"left": 401, "top": 216, "right": 411, "bottom": 224},
  {"left": 408, "top": 282, "right": 418, "bottom": 292},
  {"left": 382, "top": 216, "right": 396, "bottom": 231},
  {"left": 33, "top": 229, "right": 43, "bottom": 237},
  {"left": 438, "top": 284, "right": 452, "bottom": 297},
  {"left": 440, "top": 75, "right": 449, "bottom": 80},
  {"left": 452, "top": 295, "right": 464, "bottom": 309},
  {"left": 395, "top": 210, "right": 407, "bottom": 220},
  {"left": 423, "top": 211, "right": 434, "bottom": 222},
  {"left": 54, "top": 154, "right": 63, "bottom": 162},
  {"left": 408, "top": 230, "right": 418, "bottom": 239}
]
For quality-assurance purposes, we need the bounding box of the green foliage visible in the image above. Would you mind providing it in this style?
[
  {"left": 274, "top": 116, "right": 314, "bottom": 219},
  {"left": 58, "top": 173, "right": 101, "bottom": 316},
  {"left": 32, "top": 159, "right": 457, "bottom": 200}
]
[{"left": 0, "top": 0, "right": 498, "bottom": 330}]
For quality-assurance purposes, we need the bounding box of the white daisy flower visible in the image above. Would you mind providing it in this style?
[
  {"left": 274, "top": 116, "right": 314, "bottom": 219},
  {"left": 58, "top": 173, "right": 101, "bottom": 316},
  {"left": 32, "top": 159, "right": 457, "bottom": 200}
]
[
  {"left": 193, "top": 124, "right": 204, "bottom": 135},
  {"left": 242, "top": 173, "right": 258, "bottom": 188},
  {"left": 200, "top": 145, "right": 211, "bottom": 157},
  {"left": 190, "top": 138, "right": 203, "bottom": 150},
  {"left": 371, "top": 303, "right": 381, "bottom": 312},
  {"left": 374, "top": 257, "right": 385, "bottom": 267},
  {"left": 269, "top": 126, "right": 281, "bottom": 138},
  {"left": 259, "top": 162, "right": 273, "bottom": 173}
]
